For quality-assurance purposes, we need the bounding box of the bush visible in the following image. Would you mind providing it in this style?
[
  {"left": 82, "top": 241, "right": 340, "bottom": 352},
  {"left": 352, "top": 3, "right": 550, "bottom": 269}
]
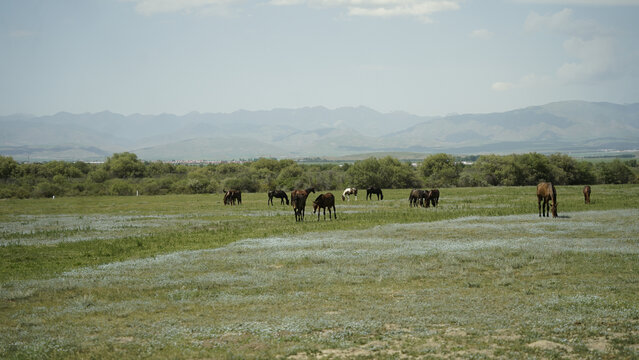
[
  {"left": 597, "top": 160, "right": 635, "bottom": 184},
  {"left": 109, "top": 180, "right": 135, "bottom": 196}
]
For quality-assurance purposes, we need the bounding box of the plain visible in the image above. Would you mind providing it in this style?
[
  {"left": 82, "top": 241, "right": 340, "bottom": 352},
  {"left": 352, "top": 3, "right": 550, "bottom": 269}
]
[{"left": 1, "top": 185, "right": 638, "bottom": 359}]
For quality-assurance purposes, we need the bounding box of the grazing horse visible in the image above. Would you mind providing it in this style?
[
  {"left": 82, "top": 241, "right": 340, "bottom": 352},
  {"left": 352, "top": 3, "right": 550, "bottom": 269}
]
[
  {"left": 366, "top": 187, "right": 383, "bottom": 200},
  {"left": 537, "top": 182, "right": 557, "bottom": 218},
  {"left": 268, "top": 190, "right": 289, "bottom": 205},
  {"left": 313, "top": 193, "right": 337, "bottom": 221},
  {"left": 427, "top": 189, "right": 440, "bottom": 208},
  {"left": 341, "top": 187, "right": 358, "bottom": 201},
  {"left": 290, "top": 187, "right": 315, "bottom": 222},
  {"left": 223, "top": 189, "right": 242, "bottom": 205},
  {"left": 409, "top": 189, "right": 426, "bottom": 207},
  {"left": 583, "top": 185, "right": 591, "bottom": 204}
]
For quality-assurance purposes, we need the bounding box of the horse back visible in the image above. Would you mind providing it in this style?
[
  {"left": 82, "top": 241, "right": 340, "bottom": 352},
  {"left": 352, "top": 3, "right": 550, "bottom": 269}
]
[{"left": 536, "top": 182, "right": 554, "bottom": 198}]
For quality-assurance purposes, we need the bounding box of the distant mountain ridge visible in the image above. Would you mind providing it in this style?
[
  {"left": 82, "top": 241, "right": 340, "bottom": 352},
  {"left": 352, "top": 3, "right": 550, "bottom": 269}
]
[{"left": 1, "top": 101, "right": 638, "bottom": 161}]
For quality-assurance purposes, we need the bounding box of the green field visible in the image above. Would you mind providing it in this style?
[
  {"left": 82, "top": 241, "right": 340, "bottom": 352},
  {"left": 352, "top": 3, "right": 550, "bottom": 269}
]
[{"left": 1, "top": 186, "right": 639, "bottom": 359}]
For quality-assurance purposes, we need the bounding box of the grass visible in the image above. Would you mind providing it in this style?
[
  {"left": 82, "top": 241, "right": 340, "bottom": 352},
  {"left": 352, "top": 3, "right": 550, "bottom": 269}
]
[{"left": 1, "top": 185, "right": 638, "bottom": 358}]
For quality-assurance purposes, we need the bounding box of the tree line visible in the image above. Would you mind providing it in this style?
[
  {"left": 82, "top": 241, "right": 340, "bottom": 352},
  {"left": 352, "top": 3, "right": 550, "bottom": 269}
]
[{"left": 0, "top": 152, "right": 637, "bottom": 199}]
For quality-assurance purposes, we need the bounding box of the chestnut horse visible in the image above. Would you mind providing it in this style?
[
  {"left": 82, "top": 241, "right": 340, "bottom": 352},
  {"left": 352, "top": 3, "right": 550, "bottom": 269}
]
[
  {"left": 313, "top": 193, "right": 337, "bottom": 221},
  {"left": 341, "top": 187, "right": 358, "bottom": 201},
  {"left": 290, "top": 187, "right": 315, "bottom": 222},
  {"left": 537, "top": 182, "right": 557, "bottom": 218},
  {"left": 583, "top": 185, "right": 591, "bottom": 204}
]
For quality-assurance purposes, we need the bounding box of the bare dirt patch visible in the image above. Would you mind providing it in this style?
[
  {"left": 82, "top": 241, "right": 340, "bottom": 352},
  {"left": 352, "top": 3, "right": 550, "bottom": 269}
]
[{"left": 527, "top": 340, "right": 572, "bottom": 352}]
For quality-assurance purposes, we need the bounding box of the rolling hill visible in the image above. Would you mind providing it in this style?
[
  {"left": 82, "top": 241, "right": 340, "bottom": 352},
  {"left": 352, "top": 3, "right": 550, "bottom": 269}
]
[{"left": 1, "top": 101, "right": 638, "bottom": 161}]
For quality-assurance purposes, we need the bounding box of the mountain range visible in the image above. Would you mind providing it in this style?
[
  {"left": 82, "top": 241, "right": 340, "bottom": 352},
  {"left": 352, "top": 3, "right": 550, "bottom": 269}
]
[{"left": 1, "top": 101, "right": 638, "bottom": 162}]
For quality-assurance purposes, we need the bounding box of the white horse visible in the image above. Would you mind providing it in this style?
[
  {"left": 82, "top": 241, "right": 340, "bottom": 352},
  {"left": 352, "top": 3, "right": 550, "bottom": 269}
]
[{"left": 342, "top": 187, "right": 358, "bottom": 201}]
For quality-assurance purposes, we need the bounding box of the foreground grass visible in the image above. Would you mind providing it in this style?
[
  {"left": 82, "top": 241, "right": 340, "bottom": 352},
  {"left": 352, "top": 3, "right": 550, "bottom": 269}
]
[
  {"left": 2, "top": 185, "right": 636, "bottom": 282},
  {"left": 1, "top": 185, "right": 638, "bottom": 358}
]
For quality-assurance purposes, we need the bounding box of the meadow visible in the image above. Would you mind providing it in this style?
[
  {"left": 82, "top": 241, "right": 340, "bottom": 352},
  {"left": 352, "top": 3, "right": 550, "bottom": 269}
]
[{"left": 1, "top": 185, "right": 638, "bottom": 359}]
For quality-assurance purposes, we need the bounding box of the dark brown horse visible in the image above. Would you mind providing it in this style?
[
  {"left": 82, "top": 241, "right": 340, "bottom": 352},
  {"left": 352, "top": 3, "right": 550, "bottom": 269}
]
[
  {"left": 290, "top": 187, "right": 315, "bottom": 222},
  {"left": 268, "top": 190, "right": 289, "bottom": 205},
  {"left": 223, "top": 189, "right": 242, "bottom": 205},
  {"left": 537, "top": 182, "right": 557, "bottom": 218},
  {"left": 426, "top": 189, "right": 439, "bottom": 207},
  {"left": 366, "top": 187, "right": 383, "bottom": 200},
  {"left": 292, "top": 193, "right": 307, "bottom": 222},
  {"left": 313, "top": 193, "right": 337, "bottom": 221},
  {"left": 408, "top": 189, "right": 426, "bottom": 207},
  {"left": 583, "top": 185, "right": 591, "bottom": 204}
]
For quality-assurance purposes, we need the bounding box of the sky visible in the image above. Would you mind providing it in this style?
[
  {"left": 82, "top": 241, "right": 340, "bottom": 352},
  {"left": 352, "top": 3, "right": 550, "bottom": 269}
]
[{"left": 1, "top": 0, "right": 639, "bottom": 117}]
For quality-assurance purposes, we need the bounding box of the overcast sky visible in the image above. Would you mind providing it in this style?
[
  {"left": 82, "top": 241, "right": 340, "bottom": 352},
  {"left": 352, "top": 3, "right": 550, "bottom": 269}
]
[{"left": 1, "top": 0, "right": 639, "bottom": 116}]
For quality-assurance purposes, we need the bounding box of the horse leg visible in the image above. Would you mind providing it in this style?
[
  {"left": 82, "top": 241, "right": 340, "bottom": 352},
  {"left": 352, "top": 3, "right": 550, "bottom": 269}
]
[
  {"left": 542, "top": 199, "right": 550, "bottom": 217},
  {"left": 333, "top": 205, "right": 336, "bottom": 219},
  {"left": 538, "top": 196, "right": 542, "bottom": 217},
  {"left": 323, "top": 208, "right": 326, "bottom": 220}
]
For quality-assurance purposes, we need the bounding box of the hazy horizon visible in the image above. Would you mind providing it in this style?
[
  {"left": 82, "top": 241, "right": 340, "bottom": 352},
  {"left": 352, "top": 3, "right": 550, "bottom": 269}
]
[
  {"left": 2, "top": 1, "right": 639, "bottom": 118},
  {"left": 2, "top": 99, "right": 639, "bottom": 119}
]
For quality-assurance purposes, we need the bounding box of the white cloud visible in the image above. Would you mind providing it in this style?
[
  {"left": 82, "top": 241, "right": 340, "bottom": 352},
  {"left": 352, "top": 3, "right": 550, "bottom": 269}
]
[
  {"left": 270, "top": 0, "right": 461, "bottom": 20},
  {"left": 470, "top": 29, "right": 494, "bottom": 40},
  {"left": 491, "top": 82, "right": 514, "bottom": 91},
  {"left": 124, "top": 0, "right": 238, "bottom": 16},
  {"left": 557, "top": 36, "right": 617, "bottom": 83},
  {"left": 525, "top": 8, "right": 604, "bottom": 38},
  {"left": 491, "top": 74, "right": 551, "bottom": 92},
  {"left": 511, "top": 0, "right": 639, "bottom": 5},
  {"left": 524, "top": 8, "right": 618, "bottom": 85}
]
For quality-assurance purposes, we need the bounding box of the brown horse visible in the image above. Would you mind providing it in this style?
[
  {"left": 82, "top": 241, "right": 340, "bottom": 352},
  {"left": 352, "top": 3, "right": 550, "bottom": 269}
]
[
  {"left": 313, "top": 193, "right": 337, "bottom": 221},
  {"left": 426, "top": 189, "right": 439, "bottom": 208},
  {"left": 583, "top": 185, "right": 591, "bottom": 204},
  {"left": 537, "top": 182, "right": 557, "bottom": 218},
  {"left": 223, "top": 189, "right": 242, "bottom": 205},
  {"left": 290, "top": 187, "right": 315, "bottom": 222},
  {"left": 408, "top": 189, "right": 426, "bottom": 207},
  {"left": 292, "top": 193, "right": 307, "bottom": 222}
]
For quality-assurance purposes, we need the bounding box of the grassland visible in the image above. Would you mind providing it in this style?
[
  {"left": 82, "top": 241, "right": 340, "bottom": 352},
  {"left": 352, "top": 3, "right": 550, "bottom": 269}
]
[{"left": 1, "top": 185, "right": 638, "bottom": 359}]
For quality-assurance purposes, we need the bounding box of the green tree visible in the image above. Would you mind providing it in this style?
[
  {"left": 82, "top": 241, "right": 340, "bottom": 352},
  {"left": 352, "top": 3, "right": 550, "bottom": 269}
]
[
  {"left": 346, "top": 157, "right": 383, "bottom": 188},
  {"left": 418, "top": 153, "right": 461, "bottom": 187},
  {"left": 105, "top": 152, "right": 145, "bottom": 178},
  {"left": 513, "top": 153, "right": 555, "bottom": 185},
  {"left": 0, "top": 156, "right": 18, "bottom": 179},
  {"left": 276, "top": 164, "right": 305, "bottom": 190},
  {"left": 597, "top": 160, "right": 634, "bottom": 184},
  {"left": 474, "top": 155, "right": 518, "bottom": 186}
]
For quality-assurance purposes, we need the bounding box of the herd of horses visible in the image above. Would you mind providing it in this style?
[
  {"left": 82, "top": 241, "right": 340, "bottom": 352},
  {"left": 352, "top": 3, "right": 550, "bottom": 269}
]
[{"left": 223, "top": 183, "right": 593, "bottom": 221}]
